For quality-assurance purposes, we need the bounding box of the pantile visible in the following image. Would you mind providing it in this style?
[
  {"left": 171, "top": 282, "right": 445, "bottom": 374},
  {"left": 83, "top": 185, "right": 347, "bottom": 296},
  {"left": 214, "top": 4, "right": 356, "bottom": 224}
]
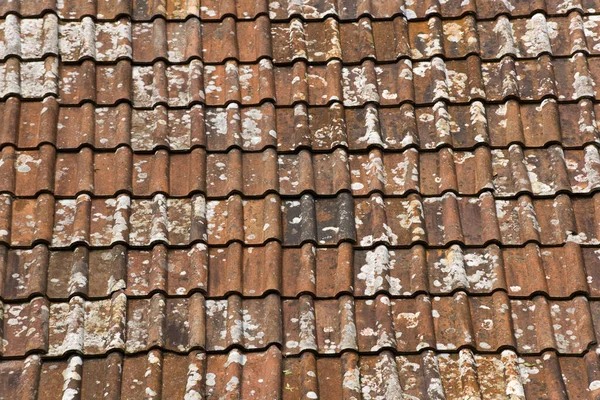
[
  {"left": 7, "top": 13, "right": 600, "bottom": 64},
  {"left": 3, "top": 0, "right": 600, "bottom": 398},
  {"left": 3, "top": 347, "right": 600, "bottom": 400},
  {"left": 4, "top": 98, "right": 600, "bottom": 152},
  {"left": 2, "top": 292, "right": 600, "bottom": 357},
  {"left": 4, "top": 54, "right": 600, "bottom": 106},
  {"left": 2, "top": 241, "right": 600, "bottom": 300},
  {"left": 4, "top": 0, "right": 600, "bottom": 21}
]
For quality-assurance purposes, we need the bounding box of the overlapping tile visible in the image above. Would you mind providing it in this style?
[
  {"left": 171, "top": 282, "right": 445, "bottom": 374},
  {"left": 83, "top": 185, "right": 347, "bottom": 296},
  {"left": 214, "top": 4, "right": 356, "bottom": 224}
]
[
  {"left": 2, "top": 347, "right": 600, "bottom": 399},
  {"left": 4, "top": 0, "right": 600, "bottom": 398},
  {"left": 3, "top": 145, "right": 598, "bottom": 198},
  {"left": 4, "top": 53, "right": 600, "bottom": 106},
  {"left": 3, "top": 292, "right": 600, "bottom": 357},
  {"left": 2, "top": 241, "right": 600, "bottom": 300},
  {"left": 8, "top": 13, "right": 600, "bottom": 64},
  {"left": 3, "top": 191, "right": 600, "bottom": 249},
  {"left": 5, "top": 0, "right": 600, "bottom": 22},
  {"left": 3, "top": 98, "right": 600, "bottom": 152},
  {"left": 0, "top": 292, "right": 282, "bottom": 356},
  {"left": 272, "top": 13, "right": 600, "bottom": 63}
]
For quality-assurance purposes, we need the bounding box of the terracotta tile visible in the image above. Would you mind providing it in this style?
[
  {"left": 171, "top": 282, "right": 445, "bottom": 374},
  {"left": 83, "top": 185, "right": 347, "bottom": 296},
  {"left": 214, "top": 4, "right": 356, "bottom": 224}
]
[
  {"left": 60, "top": 17, "right": 132, "bottom": 62},
  {"left": 275, "top": 103, "right": 348, "bottom": 151},
  {"left": 4, "top": 0, "right": 600, "bottom": 395},
  {"left": 0, "top": 194, "right": 208, "bottom": 247},
  {"left": 132, "top": 61, "right": 204, "bottom": 107},
  {"left": 201, "top": 16, "right": 272, "bottom": 63},
  {"left": 15, "top": 145, "right": 594, "bottom": 198},
  {"left": 204, "top": 293, "right": 282, "bottom": 351},
  {"left": 268, "top": 0, "right": 408, "bottom": 20},
  {"left": 0, "top": 0, "right": 59, "bottom": 19},
  {"left": 0, "top": 59, "right": 273, "bottom": 106},
  {"left": 514, "top": 296, "right": 596, "bottom": 353},
  {"left": 2, "top": 241, "right": 598, "bottom": 301},
  {"left": 290, "top": 293, "right": 599, "bottom": 354},
  {"left": 272, "top": 18, "right": 342, "bottom": 63},
  {"left": 0, "top": 57, "right": 58, "bottom": 99},
  {"left": 3, "top": 99, "right": 600, "bottom": 152},
  {"left": 0, "top": 14, "right": 60, "bottom": 61},
  {"left": 206, "top": 148, "right": 278, "bottom": 197},
  {"left": 278, "top": 148, "right": 350, "bottom": 196},
  {"left": 357, "top": 192, "right": 600, "bottom": 247},
  {"left": 132, "top": 18, "right": 201, "bottom": 63},
  {"left": 131, "top": 0, "right": 201, "bottom": 21},
  {"left": 274, "top": 61, "right": 342, "bottom": 105},
  {"left": 4, "top": 347, "right": 600, "bottom": 400},
  {"left": 281, "top": 192, "right": 355, "bottom": 245},
  {"left": 206, "top": 194, "right": 281, "bottom": 245},
  {"left": 0, "top": 292, "right": 276, "bottom": 357},
  {"left": 131, "top": 0, "right": 270, "bottom": 21},
  {"left": 0, "top": 296, "right": 50, "bottom": 357},
  {"left": 204, "top": 60, "right": 275, "bottom": 106},
  {"left": 3, "top": 0, "right": 600, "bottom": 21},
  {"left": 197, "top": 0, "right": 270, "bottom": 20}
]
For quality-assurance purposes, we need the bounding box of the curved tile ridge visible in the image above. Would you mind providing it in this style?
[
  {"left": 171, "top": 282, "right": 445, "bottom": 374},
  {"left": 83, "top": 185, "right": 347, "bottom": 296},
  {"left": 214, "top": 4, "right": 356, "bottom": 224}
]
[
  {"left": 0, "top": 58, "right": 276, "bottom": 107},
  {"left": 3, "top": 0, "right": 600, "bottom": 22},
  {"left": 1, "top": 241, "right": 599, "bottom": 301},
  {"left": 0, "top": 347, "right": 283, "bottom": 400},
  {"left": 2, "top": 346, "right": 600, "bottom": 399},
  {"left": 268, "top": 0, "right": 600, "bottom": 22},
  {"left": 9, "top": 144, "right": 600, "bottom": 198},
  {"left": 6, "top": 13, "right": 600, "bottom": 64},
  {"left": 2, "top": 292, "right": 600, "bottom": 357},
  {"left": 2, "top": 97, "right": 600, "bottom": 152},
  {"left": 354, "top": 191, "right": 600, "bottom": 247},
  {"left": 0, "top": 292, "right": 283, "bottom": 357},
  {"left": 3, "top": 53, "right": 600, "bottom": 106},
  {"left": 282, "top": 292, "right": 598, "bottom": 355},
  {"left": 5, "top": 191, "right": 600, "bottom": 248},
  {"left": 0, "top": 15, "right": 274, "bottom": 64},
  {"left": 272, "top": 13, "right": 600, "bottom": 64},
  {"left": 0, "top": 191, "right": 359, "bottom": 248}
]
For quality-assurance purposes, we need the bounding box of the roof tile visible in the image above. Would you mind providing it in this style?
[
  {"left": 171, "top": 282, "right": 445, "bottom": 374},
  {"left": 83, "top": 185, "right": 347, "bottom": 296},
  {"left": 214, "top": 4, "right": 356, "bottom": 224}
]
[
  {"left": 3, "top": 293, "right": 600, "bottom": 357},
  {"left": 3, "top": 0, "right": 600, "bottom": 396},
  {"left": 3, "top": 0, "right": 600, "bottom": 21},
  {"left": 3, "top": 98, "right": 600, "bottom": 152},
  {"left": 1, "top": 242, "right": 598, "bottom": 300},
  {"left": 3, "top": 346, "right": 600, "bottom": 399}
]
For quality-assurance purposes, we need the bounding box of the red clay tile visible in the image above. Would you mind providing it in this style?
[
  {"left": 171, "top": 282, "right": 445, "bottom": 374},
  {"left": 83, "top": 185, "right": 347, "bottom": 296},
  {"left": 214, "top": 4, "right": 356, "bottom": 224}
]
[
  {"left": 4, "top": 347, "right": 600, "bottom": 399},
  {"left": 281, "top": 193, "right": 355, "bottom": 245},
  {"left": 4, "top": 0, "right": 600, "bottom": 397},
  {"left": 132, "top": 0, "right": 270, "bottom": 21},
  {"left": 5, "top": 13, "right": 596, "bottom": 65},
  {"left": 3, "top": 0, "right": 600, "bottom": 21},
  {"left": 28, "top": 13, "right": 600, "bottom": 65},
  {"left": 20, "top": 291, "right": 600, "bottom": 357},
  {"left": 2, "top": 242, "right": 598, "bottom": 301},
  {"left": 132, "top": 18, "right": 201, "bottom": 63},
  {"left": 2, "top": 99, "right": 600, "bottom": 152}
]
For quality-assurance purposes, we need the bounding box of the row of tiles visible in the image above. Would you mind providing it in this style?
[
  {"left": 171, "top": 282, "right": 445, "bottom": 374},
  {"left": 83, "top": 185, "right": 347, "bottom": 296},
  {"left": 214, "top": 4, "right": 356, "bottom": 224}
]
[
  {"left": 2, "top": 0, "right": 600, "bottom": 22},
  {"left": 3, "top": 53, "right": 600, "bottom": 106},
  {"left": 0, "top": 347, "right": 595, "bottom": 400},
  {"left": 4, "top": 13, "right": 600, "bottom": 64},
  {"left": 2, "top": 291, "right": 600, "bottom": 356},
  {"left": 1, "top": 241, "right": 599, "bottom": 301},
  {"left": 2, "top": 144, "right": 600, "bottom": 198},
  {"left": 2, "top": 191, "right": 600, "bottom": 248},
  {"left": 3, "top": 98, "right": 600, "bottom": 152}
]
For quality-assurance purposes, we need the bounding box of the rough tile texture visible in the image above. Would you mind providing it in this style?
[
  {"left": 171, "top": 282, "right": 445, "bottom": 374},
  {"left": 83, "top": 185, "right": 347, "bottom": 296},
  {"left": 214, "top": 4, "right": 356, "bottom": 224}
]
[{"left": 2, "top": 0, "right": 600, "bottom": 399}]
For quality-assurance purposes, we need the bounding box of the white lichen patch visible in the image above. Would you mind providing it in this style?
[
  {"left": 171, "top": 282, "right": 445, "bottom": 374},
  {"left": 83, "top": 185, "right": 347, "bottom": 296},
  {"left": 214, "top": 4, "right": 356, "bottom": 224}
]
[{"left": 521, "top": 14, "right": 552, "bottom": 56}]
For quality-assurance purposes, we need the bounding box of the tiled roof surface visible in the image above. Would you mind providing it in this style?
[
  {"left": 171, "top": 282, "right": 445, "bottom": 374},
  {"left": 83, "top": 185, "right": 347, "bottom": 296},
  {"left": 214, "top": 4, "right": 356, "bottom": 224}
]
[{"left": 3, "top": 0, "right": 600, "bottom": 399}]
